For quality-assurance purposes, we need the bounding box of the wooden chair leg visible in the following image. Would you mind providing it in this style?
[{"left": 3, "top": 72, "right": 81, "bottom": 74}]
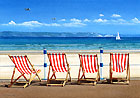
[
  {"left": 24, "top": 71, "right": 41, "bottom": 88},
  {"left": 8, "top": 74, "right": 24, "bottom": 88},
  {"left": 11, "top": 67, "right": 16, "bottom": 83},
  {"left": 35, "top": 70, "right": 41, "bottom": 81}
]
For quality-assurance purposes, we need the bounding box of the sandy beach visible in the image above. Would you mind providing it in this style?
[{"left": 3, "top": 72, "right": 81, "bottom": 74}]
[
  {"left": 0, "top": 50, "right": 140, "bottom": 98},
  {"left": 0, "top": 80, "right": 140, "bottom": 98}
]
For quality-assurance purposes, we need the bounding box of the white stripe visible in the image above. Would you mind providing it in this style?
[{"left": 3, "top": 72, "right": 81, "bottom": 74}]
[
  {"left": 85, "top": 55, "right": 89, "bottom": 73},
  {"left": 112, "top": 54, "right": 116, "bottom": 72},
  {"left": 53, "top": 54, "right": 58, "bottom": 72},
  {"left": 19, "top": 57, "right": 28, "bottom": 74},
  {"left": 92, "top": 55, "right": 96, "bottom": 73},
  {"left": 81, "top": 55, "right": 85, "bottom": 72},
  {"left": 125, "top": 54, "right": 128, "bottom": 70},
  {"left": 57, "top": 53, "right": 62, "bottom": 72},
  {"left": 22, "top": 56, "right": 31, "bottom": 74},
  {"left": 50, "top": 54, "right": 55, "bottom": 71},
  {"left": 88, "top": 55, "right": 92, "bottom": 73},
  {"left": 61, "top": 54, "right": 66, "bottom": 72},
  {"left": 16, "top": 56, "right": 26, "bottom": 74}
]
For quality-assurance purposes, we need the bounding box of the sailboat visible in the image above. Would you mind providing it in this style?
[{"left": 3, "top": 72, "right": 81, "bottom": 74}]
[{"left": 116, "top": 32, "right": 121, "bottom": 40}]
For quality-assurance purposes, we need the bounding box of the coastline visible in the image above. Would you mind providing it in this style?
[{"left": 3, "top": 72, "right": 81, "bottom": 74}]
[{"left": 0, "top": 49, "right": 140, "bottom": 55}]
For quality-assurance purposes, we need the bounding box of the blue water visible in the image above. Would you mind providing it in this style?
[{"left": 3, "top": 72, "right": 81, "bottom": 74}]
[{"left": 0, "top": 37, "right": 140, "bottom": 50}]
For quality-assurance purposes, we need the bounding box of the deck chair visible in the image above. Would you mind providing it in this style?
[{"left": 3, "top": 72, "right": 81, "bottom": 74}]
[
  {"left": 47, "top": 53, "right": 71, "bottom": 87},
  {"left": 78, "top": 54, "right": 100, "bottom": 85},
  {"left": 8, "top": 55, "right": 41, "bottom": 88},
  {"left": 109, "top": 53, "right": 130, "bottom": 84}
]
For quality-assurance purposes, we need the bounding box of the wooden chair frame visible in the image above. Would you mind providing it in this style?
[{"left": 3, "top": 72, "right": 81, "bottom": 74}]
[
  {"left": 109, "top": 53, "right": 130, "bottom": 84},
  {"left": 47, "top": 53, "right": 71, "bottom": 87},
  {"left": 78, "top": 54, "right": 100, "bottom": 86},
  {"left": 8, "top": 55, "right": 41, "bottom": 88}
]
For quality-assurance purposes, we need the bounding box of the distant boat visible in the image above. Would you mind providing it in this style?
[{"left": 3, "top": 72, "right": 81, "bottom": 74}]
[{"left": 116, "top": 32, "right": 121, "bottom": 40}]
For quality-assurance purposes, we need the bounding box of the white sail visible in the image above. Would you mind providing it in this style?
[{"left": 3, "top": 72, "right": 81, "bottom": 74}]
[{"left": 116, "top": 32, "right": 121, "bottom": 40}]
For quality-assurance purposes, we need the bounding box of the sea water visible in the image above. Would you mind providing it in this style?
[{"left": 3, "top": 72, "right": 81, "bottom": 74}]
[{"left": 0, "top": 37, "right": 140, "bottom": 50}]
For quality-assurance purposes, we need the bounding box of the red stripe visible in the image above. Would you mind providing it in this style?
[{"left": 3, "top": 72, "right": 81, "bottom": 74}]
[
  {"left": 87, "top": 55, "right": 91, "bottom": 73},
  {"left": 21, "top": 56, "right": 31, "bottom": 74},
  {"left": 83, "top": 55, "right": 88, "bottom": 73},
  {"left": 115, "top": 53, "right": 118, "bottom": 72},
  {"left": 59, "top": 53, "right": 64, "bottom": 72},
  {"left": 24, "top": 56, "right": 32, "bottom": 73},
  {"left": 94, "top": 55, "right": 97, "bottom": 72},
  {"left": 11, "top": 56, "right": 22, "bottom": 73},
  {"left": 55, "top": 53, "right": 61, "bottom": 72},
  {"left": 124, "top": 54, "right": 127, "bottom": 69},
  {"left": 112, "top": 54, "right": 115, "bottom": 71},
  {"left": 52, "top": 53, "right": 58, "bottom": 72},
  {"left": 18, "top": 56, "right": 28, "bottom": 74},
  {"left": 15, "top": 56, "right": 25, "bottom": 74},
  {"left": 121, "top": 54, "right": 124, "bottom": 72},
  {"left": 118, "top": 53, "right": 121, "bottom": 73},
  {"left": 90, "top": 55, "right": 94, "bottom": 73},
  {"left": 49, "top": 53, "right": 55, "bottom": 71},
  {"left": 62, "top": 54, "right": 67, "bottom": 72}
]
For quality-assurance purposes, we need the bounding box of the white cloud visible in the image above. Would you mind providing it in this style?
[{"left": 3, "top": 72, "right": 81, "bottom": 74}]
[
  {"left": 2, "top": 20, "right": 16, "bottom": 25},
  {"left": 19, "top": 21, "right": 43, "bottom": 26},
  {"left": 110, "top": 19, "right": 126, "bottom": 23},
  {"left": 104, "top": 34, "right": 114, "bottom": 37},
  {"left": 59, "top": 19, "right": 66, "bottom": 22},
  {"left": 83, "top": 18, "right": 91, "bottom": 22},
  {"left": 2, "top": 20, "right": 87, "bottom": 27},
  {"left": 111, "top": 14, "right": 121, "bottom": 18},
  {"left": 132, "top": 17, "right": 140, "bottom": 23},
  {"left": 93, "top": 18, "right": 108, "bottom": 23},
  {"left": 2, "top": 20, "right": 61, "bottom": 27},
  {"left": 97, "top": 34, "right": 103, "bottom": 37},
  {"left": 43, "top": 23, "right": 61, "bottom": 26},
  {"left": 9, "top": 21, "right": 16, "bottom": 25},
  {"left": 70, "top": 18, "right": 82, "bottom": 23},
  {"left": 99, "top": 14, "right": 104, "bottom": 17},
  {"left": 63, "top": 22, "right": 86, "bottom": 27},
  {"left": 50, "top": 23, "right": 61, "bottom": 26}
]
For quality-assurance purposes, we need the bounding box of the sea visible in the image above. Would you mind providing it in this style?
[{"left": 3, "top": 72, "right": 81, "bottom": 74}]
[{"left": 0, "top": 37, "right": 140, "bottom": 50}]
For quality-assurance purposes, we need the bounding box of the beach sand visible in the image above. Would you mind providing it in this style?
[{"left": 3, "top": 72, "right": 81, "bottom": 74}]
[
  {"left": 0, "top": 50, "right": 140, "bottom": 79},
  {"left": 0, "top": 50, "right": 140, "bottom": 98},
  {"left": 0, "top": 80, "right": 140, "bottom": 98}
]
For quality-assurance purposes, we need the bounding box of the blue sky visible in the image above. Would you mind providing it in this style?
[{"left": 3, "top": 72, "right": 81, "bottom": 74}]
[{"left": 0, "top": 0, "right": 140, "bottom": 35}]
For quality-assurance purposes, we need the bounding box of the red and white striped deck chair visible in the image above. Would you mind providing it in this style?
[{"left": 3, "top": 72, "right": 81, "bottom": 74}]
[
  {"left": 47, "top": 53, "right": 71, "bottom": 87},
  {"left": 78, "top": 54, "right": 100, "bottom": 85},
  {"left": 109, "top": 53, "right": 130, "bottom": 84},
  {"left": 8, "top": 55, "right": 41, "bottom": 88}
]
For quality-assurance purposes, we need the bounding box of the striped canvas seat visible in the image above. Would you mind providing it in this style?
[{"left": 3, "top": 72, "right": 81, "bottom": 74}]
[
  {"left": 11, "top": 56, "right": 40, "bottom": 74},
  {"left": 8, "top": 55, "right": 41, "bottom": 88},
  {"left": 48, "top": 53, "right": 67, "bottom": 72},
  {"left": 79, "top": 54, "right": 98, "bottom": 73},
  {"left": 111, "top": 53, "right": 128, "bottom": 73},
  {"left": 47, "top": 53, "right": 71, "bottom": 87},
  {"left": 110, "top": 53, "right": 130, "bottom": 84},
  {"left": 78, "top": 54, "right": 100, "bottom": 86}
]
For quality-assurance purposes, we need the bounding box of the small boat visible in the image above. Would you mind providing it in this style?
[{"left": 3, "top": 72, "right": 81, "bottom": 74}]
[{"left": 116, "top": 32, "right": 121, "bottom": 40}]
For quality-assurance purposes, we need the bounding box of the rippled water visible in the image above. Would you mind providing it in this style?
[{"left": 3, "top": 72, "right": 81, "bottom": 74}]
[{"left": 0, "top": 37, "right": 140, "bottom": 50}]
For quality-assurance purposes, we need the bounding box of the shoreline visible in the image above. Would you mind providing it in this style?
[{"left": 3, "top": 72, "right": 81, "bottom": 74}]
[{"left": 0, "top": 49, "right": 140, "bottom": 55}]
